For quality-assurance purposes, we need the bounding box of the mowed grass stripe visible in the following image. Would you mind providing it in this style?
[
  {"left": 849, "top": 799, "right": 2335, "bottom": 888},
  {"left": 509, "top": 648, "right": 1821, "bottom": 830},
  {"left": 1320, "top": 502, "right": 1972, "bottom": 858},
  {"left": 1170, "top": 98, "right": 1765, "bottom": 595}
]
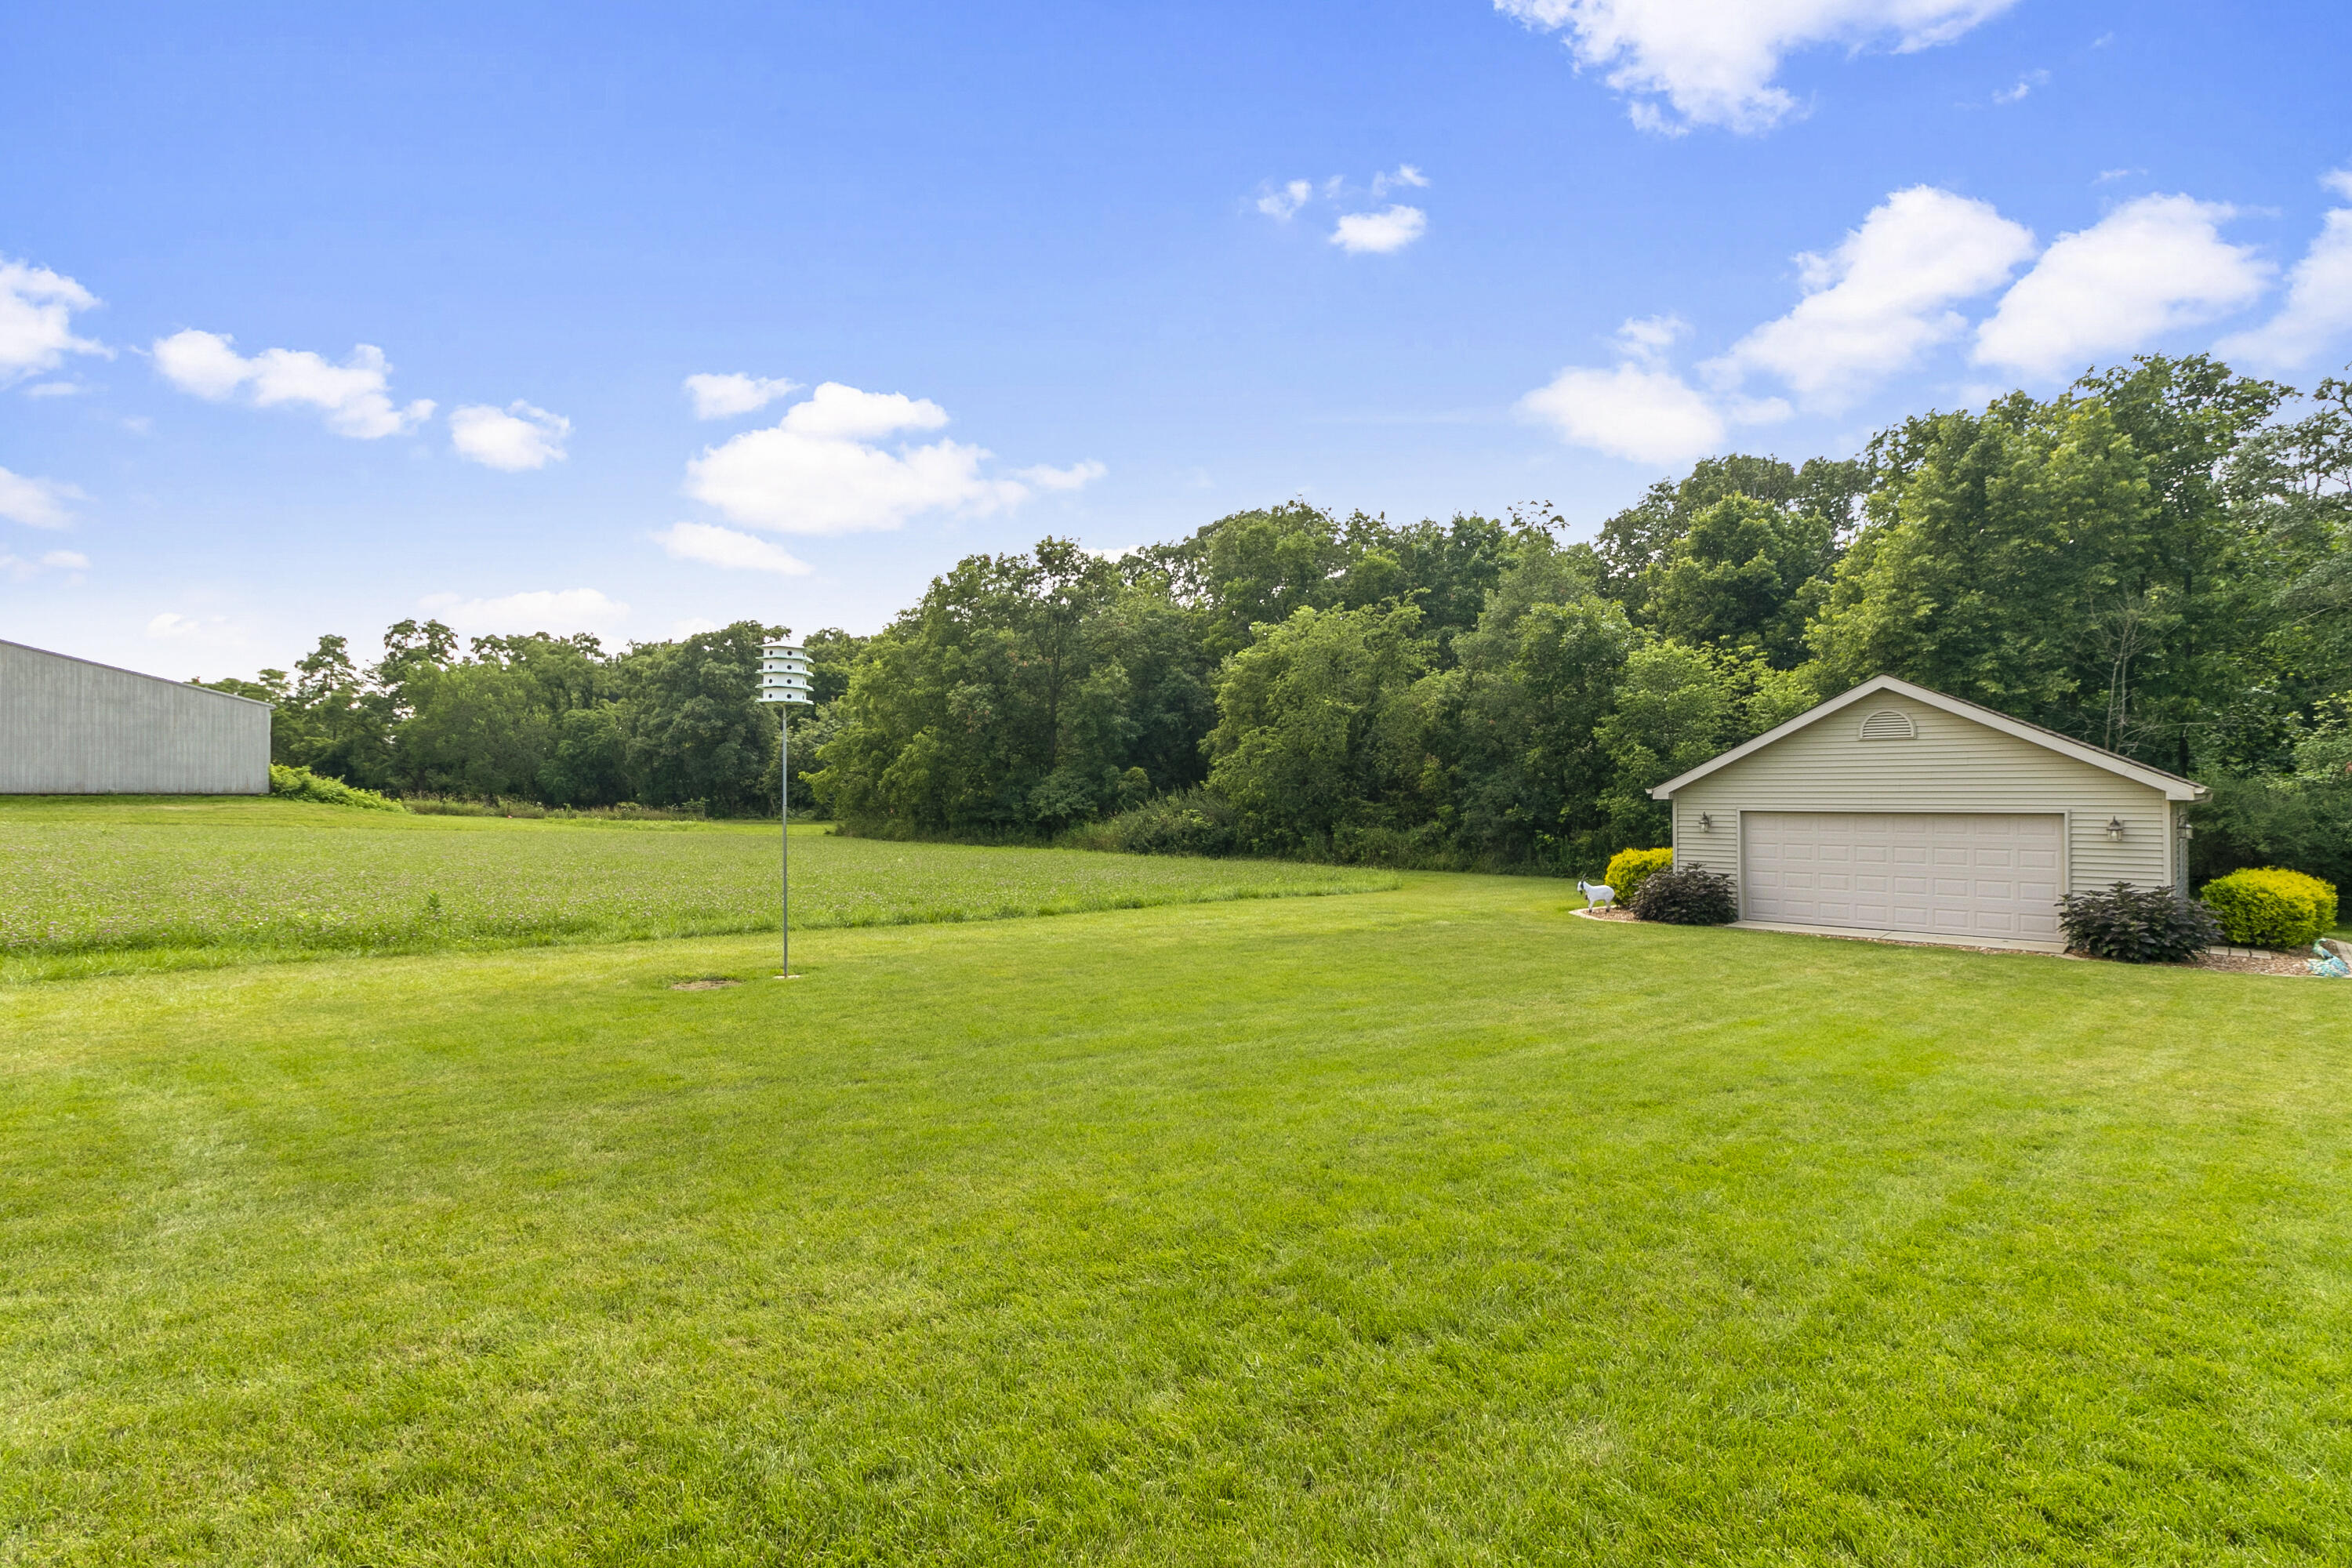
[
  {"left": 0, "top": 797, "right": 1392, "bottom": 979},
  {"left": 2, "top": 874, "right": 2347, "bottom": 1563}
]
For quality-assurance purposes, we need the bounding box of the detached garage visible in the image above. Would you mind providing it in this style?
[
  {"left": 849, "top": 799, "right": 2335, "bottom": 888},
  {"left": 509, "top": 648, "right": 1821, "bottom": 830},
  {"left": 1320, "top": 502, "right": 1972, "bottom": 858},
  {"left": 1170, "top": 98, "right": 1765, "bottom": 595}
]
[{"left": 1650, "top": 676, "right": 2206, "bottom": 950}]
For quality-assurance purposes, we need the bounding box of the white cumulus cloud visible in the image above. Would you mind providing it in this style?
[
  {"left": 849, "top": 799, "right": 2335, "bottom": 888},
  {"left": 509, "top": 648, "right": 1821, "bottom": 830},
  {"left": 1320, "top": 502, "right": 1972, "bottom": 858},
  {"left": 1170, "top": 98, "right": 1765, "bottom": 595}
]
[
  {"left": 0, "top": 466, "right": 82, "bottom": 528},
  {"left": 1257, "top": 180, "right": 1314, "bottom": 220},
  {"left": 1992, "top": 67, "right": 2049, "bottom": 104},
  {"left": 656, "top": 521, "right": 813, "bottom": 575},
  {"left": 1331, "top": 205, "right": 1428, "bottom": 255},
  {"left": 1521, "top": 328, "right": 1727, "bottom": 466},
  {"left": 1710, "top": 186, "right": 2034, "bottom": 408},
  {"left": 684, "top": 381, "right": 1099, "bottom": 535},
  {"left": 1613, "top": 313, "right": 1689, "bottom": 359},
  {"left": 1259, "top": 169, "right": 1430, "bottom": 230},
  {"left": 42, "top": 549, "right": 89, "bottom": 569},
  {"left": 778, "top": 383, "right": 951, "bottom": 441},
  {"left": 416, "top": 587, "right": 630, "bottom": 635},
  {"left": 684, "top": 372, "right": 802, "bottom": 419},
  {"left": 449, "top": 401, "right": 571, "bottom": 470},
  {"left": 2215, "top": 171, "right": 2352, "bottom": 372},
  {"left": 1974, "top": 194, "right": 2273, "bottom": 380},
  {"left": 152, "top": 330, "right": 434, "bottom": 438},
  {"left": 1495, "top": 0, "right": 2019, "bottom": 133},
  {"left": 0, "top": 259, "right": 106, "bottom": 380}
]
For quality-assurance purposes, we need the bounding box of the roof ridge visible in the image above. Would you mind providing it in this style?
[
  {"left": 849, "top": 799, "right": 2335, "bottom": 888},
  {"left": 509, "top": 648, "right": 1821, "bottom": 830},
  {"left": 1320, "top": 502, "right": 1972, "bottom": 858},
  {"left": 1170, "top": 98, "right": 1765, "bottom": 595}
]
[{"left": 1648, "top": 673, "right": 2206, "bottom": 802}]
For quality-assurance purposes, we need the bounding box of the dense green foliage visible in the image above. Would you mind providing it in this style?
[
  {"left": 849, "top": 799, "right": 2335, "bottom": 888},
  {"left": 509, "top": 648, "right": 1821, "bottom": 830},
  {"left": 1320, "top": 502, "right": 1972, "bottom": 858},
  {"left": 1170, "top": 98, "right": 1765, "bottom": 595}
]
[
  {"left": 0, "top": 797, "right": 1388, "bottom": 980},
  {"left": 204, "top": 620, "right": 843, "bottom": 817},
  {"left": 1062, "top": 786, "right": 1240, "bottom": 858},
  {"left": 205, "top": 357, "right": 2352, "bottom": 880},
  {"left": 267, "top": 763, "right": 404, "bottom": 811},
  {"left": 10, "top": 872, "right": 2351, "bottom": 1561},
  {"left": 2194, "top": 698, "right": 2352, "bottom": 888},
  {"left": 2057, "top": 882, "right": 2223, "bottom": 963},
  {"left": 1602, "top": 846, "right": 1675, "bottom": 903},
  {"left": 809, "top": 358, "right": 2350, "bottom": 877},
  {"left": 2201, "top": 866, "right": 2341, "bottom": 949},
  {"left": 1628, "top": 863, "right": 1739, "bottom": 924}
]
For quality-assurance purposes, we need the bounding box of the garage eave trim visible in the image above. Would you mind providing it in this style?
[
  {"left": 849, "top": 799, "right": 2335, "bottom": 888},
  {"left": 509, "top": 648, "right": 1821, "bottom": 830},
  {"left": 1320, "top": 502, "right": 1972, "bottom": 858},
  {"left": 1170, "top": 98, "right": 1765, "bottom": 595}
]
[{"left": 1646, "top": 674, "right": 2208, "bottom": 803}]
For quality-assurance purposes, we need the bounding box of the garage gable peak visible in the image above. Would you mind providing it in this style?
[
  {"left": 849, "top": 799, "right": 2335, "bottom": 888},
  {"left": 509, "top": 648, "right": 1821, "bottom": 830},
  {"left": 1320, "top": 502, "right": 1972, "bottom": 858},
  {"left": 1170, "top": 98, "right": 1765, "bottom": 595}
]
[{"left": 1646, "top": 675, "right": 2207, "bottom": 803}]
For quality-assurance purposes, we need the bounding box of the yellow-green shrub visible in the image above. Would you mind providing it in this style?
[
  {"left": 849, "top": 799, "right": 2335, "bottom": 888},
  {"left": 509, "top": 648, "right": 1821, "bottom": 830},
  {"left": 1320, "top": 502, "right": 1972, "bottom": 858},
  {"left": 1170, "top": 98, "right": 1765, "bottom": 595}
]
[
  {"left": 1602, "top": 847, "right": 1675, "bottom": 904},
  {"left": 2200, "top": 866, "right": 2339, "bottom": 949},
  {"left": 269, "top": 764, "right": 405, "bottom": 812}
]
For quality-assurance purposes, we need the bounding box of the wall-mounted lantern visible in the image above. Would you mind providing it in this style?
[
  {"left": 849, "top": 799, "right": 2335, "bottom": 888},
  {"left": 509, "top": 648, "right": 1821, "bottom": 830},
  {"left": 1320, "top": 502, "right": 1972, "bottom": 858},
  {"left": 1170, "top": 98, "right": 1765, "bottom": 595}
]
[
  {"left": 2105, "top": 816, "right": 2126, "bottom": 841},
  {"left": 1699, "top": 811, "right": 1715, "bottom": 832}
]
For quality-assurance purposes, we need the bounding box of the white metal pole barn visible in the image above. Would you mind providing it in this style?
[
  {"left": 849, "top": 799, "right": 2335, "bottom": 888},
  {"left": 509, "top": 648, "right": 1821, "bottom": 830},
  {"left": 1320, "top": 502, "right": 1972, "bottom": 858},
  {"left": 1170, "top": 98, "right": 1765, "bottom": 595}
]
[{"left": 757, "top": 640, "right": 815, "bottom": 977}]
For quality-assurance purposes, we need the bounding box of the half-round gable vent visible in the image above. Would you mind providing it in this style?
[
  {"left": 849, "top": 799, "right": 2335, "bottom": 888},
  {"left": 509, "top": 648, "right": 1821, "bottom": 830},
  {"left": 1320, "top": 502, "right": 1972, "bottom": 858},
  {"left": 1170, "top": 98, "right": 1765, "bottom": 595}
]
[{"left": 1858, "top": 709, "right": 1916, "bottom": 741}]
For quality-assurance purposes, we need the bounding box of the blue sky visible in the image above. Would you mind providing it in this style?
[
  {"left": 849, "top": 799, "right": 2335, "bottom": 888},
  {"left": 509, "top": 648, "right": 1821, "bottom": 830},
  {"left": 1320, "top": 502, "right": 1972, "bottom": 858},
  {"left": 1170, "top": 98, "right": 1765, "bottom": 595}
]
[{"left": 5, "top": 1, "right": 2350, "bottom": 677}]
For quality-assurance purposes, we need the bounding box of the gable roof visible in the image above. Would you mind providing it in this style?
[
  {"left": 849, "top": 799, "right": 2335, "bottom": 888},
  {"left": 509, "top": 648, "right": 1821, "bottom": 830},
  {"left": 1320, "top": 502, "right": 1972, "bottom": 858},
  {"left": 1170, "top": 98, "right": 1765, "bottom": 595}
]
[{"left": 1647, "top": 674, "right": 2208, "bottom": 803}]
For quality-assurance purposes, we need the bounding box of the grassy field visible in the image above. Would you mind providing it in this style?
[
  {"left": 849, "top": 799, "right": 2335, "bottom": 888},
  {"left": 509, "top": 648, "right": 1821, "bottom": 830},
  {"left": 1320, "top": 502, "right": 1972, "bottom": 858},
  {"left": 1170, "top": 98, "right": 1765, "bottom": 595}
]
[
  {"left": 0, "top": 797, "right": 1392, "bottom": 980},
  {"left": 4, "top": 845, "right": 2349, "bottom": 1563}
]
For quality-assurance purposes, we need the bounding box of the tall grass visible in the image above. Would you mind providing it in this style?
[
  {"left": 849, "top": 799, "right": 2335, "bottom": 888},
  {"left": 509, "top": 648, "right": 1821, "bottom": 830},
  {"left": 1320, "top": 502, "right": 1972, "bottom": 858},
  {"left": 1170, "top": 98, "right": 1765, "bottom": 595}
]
[
  {"left": 399, "top": 796, "right": 720, "bottom": 821},
  {"left": 0, "top": 797, "right": 1394, "bottom": 978}
]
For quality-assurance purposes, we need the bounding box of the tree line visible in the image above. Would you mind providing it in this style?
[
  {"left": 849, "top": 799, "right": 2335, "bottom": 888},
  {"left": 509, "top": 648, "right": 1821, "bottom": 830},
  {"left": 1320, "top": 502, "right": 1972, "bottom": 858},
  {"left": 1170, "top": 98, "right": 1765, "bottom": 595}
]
[
  {"left": 208, "top": 355, "right": 2352, "bottom": 883},
  {"left": 203, "top": 619, "right": 864, "bottom": 815}
]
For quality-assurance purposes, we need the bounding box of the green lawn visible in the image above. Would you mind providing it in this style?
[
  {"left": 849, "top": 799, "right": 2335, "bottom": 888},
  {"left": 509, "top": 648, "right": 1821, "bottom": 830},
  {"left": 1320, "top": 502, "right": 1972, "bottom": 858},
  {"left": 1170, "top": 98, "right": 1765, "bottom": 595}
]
[
  {"left": 0, "top": 796, "right": 1390, "bottom": 980},
  {"left": 4, "top": 847, "right": 2348, "bottom": 1563}
]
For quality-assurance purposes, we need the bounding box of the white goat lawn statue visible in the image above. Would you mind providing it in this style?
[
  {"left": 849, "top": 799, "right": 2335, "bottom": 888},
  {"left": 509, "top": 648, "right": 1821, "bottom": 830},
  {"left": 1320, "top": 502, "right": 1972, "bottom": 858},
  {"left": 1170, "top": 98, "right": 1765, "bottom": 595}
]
[{"left": 1577, "top": 879, "right": 1616, "bottom": 911}]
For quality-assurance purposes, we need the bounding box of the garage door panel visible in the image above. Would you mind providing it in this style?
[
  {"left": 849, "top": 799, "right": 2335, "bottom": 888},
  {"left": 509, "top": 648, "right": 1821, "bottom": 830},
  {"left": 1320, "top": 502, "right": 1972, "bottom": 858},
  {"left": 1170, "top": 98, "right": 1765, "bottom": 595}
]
[{"left": 1743, "top": 812, "right": 2063, "bottom": 940}]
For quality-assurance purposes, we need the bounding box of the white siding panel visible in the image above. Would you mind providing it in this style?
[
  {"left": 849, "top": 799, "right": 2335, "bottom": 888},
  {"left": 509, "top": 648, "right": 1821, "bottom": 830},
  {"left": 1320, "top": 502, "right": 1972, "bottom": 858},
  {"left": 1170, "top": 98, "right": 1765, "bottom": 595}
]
[
  {"left": 0, "top": 639, "right": 270, "bottom": 794},
  {"left": 1667, "top": 692, "right": 2177, "bottom": 930}
]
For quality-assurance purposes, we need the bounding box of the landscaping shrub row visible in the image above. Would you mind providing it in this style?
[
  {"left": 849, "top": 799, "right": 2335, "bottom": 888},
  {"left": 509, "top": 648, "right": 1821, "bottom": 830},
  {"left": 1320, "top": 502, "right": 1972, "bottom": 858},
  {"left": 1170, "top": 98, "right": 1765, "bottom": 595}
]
[
  {"left": 2057, "top": 869, "right": 2339, "bottom": 962},
  {"left": 1596, "top": 849, "right": 2341, "bottom": 962}
]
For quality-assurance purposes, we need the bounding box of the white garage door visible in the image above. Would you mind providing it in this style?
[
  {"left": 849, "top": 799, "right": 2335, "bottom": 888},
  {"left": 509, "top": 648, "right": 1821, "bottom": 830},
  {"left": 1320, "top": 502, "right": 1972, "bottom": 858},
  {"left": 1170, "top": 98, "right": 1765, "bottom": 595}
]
[{"left": 1741, "top": 812, "right": 2064, "bottom": 941}]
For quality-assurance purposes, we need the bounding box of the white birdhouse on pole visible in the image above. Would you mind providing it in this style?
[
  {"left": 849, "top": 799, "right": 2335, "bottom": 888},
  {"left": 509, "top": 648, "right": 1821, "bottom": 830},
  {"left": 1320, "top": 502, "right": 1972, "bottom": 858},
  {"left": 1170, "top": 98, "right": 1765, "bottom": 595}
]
[
  {"left": 758, "top": 641, "right": 815, "bottom": 707},
  {"left": 758, "top": 639, "right": 815, "bottom": 978}
]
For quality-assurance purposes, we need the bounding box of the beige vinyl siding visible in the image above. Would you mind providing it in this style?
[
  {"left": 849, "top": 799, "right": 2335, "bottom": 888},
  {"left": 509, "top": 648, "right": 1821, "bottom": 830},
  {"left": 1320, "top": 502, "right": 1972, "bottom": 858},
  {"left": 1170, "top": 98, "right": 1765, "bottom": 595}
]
[{"left": 1666, "top": 692, "right": 2176, "bottom": 906}]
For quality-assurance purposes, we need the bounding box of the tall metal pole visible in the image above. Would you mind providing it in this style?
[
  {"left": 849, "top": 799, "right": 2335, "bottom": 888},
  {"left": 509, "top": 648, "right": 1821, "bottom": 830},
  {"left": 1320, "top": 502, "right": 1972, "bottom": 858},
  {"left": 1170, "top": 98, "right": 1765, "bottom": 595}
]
[
  {"left": 790, "top": 705, "right": 800, "bottom": 973},
  {"left": 759, "top": 636, "right": 810, "bottom": 979}
]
